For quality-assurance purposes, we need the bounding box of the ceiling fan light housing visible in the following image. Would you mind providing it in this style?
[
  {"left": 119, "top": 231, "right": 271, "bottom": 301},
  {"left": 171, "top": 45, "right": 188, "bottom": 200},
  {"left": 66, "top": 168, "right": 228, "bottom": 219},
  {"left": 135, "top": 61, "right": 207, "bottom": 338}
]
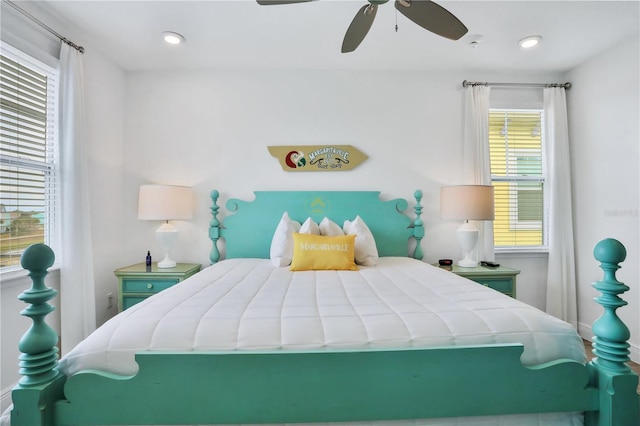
[
  {"left": 468, "top": 34, "right": 484, "bottom": 47},
  {"left": 519, "top": 35, "right": 542, "bottom": 48}
]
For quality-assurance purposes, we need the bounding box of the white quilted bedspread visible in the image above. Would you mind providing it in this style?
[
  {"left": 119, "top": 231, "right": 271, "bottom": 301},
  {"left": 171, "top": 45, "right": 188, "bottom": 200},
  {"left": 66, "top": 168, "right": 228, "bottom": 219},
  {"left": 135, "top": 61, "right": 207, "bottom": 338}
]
[{"left": 59, "top": 257, "right": 585, "bottom": 376}]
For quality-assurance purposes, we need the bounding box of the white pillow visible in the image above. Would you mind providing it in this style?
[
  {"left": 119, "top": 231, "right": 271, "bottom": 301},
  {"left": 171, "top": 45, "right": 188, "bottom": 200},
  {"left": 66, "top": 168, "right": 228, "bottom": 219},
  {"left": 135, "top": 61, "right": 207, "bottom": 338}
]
[
  {"left": 343, "top": 215, "right": 379, "bottom": 266},
  {"left": 269, "top": 212, "right": 301, "bottom": 267},
  {"left": 299, "top": 217, "right": 320, "bottom": 235},
  {"left": 319, "top": 217, "right": 344, "bottom": 236}
]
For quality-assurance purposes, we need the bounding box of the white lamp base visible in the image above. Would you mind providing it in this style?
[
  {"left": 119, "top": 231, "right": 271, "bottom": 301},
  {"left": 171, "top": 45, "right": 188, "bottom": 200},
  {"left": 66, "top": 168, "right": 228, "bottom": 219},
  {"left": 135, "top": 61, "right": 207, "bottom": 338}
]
[
  {"left": 157, "top": 256, "right": 177, "bottom": 269},
  {"left": 155, "top": 222, "right": 178, "bottom": 269},
  {"left": 456, "top": 221, "right": 479, "bottom": 268}
]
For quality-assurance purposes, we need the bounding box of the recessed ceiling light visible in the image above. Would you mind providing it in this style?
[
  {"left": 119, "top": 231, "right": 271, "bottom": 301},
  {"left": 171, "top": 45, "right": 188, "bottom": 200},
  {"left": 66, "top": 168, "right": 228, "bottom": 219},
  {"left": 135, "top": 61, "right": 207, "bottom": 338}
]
[
  {"left": 162, "top": 31, "right": 185, "bottom": 45},
  {"left": 519, "top": 35, "right": 542, "bottom": 49}
]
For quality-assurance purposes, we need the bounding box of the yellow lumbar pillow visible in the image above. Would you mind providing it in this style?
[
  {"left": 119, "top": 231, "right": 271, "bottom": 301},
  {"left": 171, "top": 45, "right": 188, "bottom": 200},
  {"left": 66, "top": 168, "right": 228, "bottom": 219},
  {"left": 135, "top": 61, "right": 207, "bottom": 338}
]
[{"left": 290, "top": 233, "right": 359, "bottom": 271}]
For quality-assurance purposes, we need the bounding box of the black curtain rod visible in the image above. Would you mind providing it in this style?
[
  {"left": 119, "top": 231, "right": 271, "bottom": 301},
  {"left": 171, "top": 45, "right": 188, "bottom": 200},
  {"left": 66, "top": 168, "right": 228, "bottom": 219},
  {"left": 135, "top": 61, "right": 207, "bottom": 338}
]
[
  {"left": 462, "top": 80, "right": 571, "bottom": 89},
  {"left": 3, "top": 0, "right": 84, "bottom": 53}
]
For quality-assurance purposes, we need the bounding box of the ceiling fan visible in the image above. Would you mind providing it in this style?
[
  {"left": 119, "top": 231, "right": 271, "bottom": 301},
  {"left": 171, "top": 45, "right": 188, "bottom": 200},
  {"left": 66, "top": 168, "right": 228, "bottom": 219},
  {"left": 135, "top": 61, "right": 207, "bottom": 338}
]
[{"left": 256, "top": 0, "right": 468, "bottom": 53}]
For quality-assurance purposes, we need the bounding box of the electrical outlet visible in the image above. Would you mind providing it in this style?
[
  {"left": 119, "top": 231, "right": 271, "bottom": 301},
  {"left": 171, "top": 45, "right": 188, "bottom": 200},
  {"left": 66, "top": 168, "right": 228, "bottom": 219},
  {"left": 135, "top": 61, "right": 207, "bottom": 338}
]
[{"left": 106, "top": 293, "right": 113, "bottom": 309}]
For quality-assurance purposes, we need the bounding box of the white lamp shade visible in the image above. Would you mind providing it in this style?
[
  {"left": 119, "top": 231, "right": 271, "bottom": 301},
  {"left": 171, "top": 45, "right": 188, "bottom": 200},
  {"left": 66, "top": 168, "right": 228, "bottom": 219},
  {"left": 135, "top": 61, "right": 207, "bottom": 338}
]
[
  {"left": 440, "top": 185, "right": 495, "bottom": 221},
  {"left": 138, "top": 184, "right": 193, "bottom": 269},
  {"left": 441, "top": 185, "right": 494, "bottom": 268},
  {"left": 138, "top": 185, "right": 194, "bottom": 221}
]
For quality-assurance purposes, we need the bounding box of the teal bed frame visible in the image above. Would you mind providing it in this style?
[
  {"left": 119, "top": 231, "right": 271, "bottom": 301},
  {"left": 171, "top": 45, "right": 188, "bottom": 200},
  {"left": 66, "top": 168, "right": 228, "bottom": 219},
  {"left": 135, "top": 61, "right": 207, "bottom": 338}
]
[{"left": 9, "top": 190, "right": 639, "bottom": 425}]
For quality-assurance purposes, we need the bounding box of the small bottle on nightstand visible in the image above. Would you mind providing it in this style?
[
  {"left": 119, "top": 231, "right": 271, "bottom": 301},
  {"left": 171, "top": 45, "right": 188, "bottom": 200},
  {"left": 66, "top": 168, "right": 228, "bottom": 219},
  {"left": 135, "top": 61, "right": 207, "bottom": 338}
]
[{"left": 146, "top": 251, "right": 152, "bottom": 271}]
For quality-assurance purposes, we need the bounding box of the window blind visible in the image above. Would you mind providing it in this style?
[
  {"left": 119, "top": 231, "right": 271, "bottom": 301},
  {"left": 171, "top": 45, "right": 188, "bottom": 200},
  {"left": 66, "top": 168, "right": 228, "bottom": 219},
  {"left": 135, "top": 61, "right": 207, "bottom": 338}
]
[
  {"left": 489, "top": 110, "right": 546, "bottom": 249},
  {"left": 0, "top": 43, "right": 58, "bottom": 270}
]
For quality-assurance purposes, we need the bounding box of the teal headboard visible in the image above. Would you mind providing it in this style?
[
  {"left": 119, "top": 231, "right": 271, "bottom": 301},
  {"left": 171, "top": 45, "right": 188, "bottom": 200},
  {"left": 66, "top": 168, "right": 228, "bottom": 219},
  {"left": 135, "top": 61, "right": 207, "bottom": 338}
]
[{"left": 209, "top": 190, "right": 424, "bottom": 264}]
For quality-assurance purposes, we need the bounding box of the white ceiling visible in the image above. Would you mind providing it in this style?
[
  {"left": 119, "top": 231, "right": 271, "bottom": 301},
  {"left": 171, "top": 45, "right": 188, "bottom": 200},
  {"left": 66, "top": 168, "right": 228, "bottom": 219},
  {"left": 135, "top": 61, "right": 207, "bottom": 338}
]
[{"left": 33, "top": 0, "right": 640, "bottom": 72}]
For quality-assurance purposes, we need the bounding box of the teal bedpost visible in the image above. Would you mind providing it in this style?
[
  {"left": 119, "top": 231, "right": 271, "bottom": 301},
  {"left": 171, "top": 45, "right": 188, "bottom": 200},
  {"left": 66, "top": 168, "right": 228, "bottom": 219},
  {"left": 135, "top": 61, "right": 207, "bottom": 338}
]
[
  {"left": 11, "top": 244, "right": 65, "bottom": 426},
  {"left": 16, "top": 244, "right": 59, "bottom": 385},
  {"left": 585, "top": 238, "right": 639, "bottom": 426},
  {"left": 209, "top": 190, "right": 221, "bottom": 264},
  {"left": 412, "top": 190, "right": 424, "bottom": 260}
]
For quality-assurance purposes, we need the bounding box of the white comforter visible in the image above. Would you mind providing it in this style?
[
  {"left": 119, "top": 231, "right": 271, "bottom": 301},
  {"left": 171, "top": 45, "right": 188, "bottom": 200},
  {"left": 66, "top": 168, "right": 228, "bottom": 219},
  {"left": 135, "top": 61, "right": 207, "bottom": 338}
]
[{"left": 59, "top": 257, "right": 585, "bottom": 376}]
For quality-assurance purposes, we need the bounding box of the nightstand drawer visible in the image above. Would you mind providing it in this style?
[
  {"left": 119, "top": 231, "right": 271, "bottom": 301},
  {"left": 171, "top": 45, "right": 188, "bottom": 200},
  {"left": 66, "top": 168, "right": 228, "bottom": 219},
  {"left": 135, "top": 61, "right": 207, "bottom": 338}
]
[
  {"left": 474, "top": 278, "right": 513, "bottom": 295},
  {"left": 122, "top": 278, "right": 179, "bottom": 293},
  {"left": 436, "top": 264, "right": 520, "bottom": 298},
  {"left": 115, "top": 262, "right": 201, "bottom": 312},
  {"left": 122, "top": 296, "right": 148, "bottom": 310}
]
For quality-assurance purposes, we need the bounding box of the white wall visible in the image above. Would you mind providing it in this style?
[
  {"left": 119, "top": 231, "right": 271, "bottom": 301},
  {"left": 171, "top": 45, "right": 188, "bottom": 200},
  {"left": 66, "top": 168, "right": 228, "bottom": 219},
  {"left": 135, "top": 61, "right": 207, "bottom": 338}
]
[
  {"left": 121, "top": 69, "right": 470, "bottom": 266},
  {"left": 82, "top": 46, "right": 128, "bottom": 326},
  {"left": 567, "top": 38, "right": 640, "bottom": 359}
]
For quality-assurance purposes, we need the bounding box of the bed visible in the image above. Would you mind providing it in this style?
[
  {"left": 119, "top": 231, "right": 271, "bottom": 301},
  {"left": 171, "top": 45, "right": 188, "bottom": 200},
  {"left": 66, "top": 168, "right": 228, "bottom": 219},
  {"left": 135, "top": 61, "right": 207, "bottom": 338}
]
[{"left": 7, "top": 190, "right": 639, "bottom": 425}]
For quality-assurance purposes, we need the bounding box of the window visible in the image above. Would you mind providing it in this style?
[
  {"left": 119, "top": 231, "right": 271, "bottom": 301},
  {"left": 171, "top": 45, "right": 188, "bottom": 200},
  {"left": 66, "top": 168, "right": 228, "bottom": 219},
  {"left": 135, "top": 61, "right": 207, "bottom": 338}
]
[
  {"left": 0, "top": 43, "right": 59, "bottom": 271},
  {"left": 489, "top": 109, "right": 547, "bottom": 249}
]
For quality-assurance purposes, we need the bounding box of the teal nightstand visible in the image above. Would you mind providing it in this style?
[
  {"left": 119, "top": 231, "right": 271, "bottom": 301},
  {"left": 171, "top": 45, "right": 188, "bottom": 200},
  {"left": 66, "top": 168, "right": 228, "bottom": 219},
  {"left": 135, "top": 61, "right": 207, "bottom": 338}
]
[
  {"left": 440, "top": 264, "right": 520, "bottom": 298},
  {"left": 114, "top": 262, "right": 201, "bottom": 311}
]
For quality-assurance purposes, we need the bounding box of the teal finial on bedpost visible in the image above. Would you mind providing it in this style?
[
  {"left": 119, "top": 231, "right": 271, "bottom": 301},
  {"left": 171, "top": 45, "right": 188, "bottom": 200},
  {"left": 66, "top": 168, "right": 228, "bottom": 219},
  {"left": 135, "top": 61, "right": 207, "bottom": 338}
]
[
  {"left": 17, "top": 244, "right": 60, "bottom": 387},
  {"left": 591, "top": 238, "right": 630, "bottom": 373},
  {"left": 209, "top": 190, "right": 221, "bottom": 264},
  {"left": 586, "top": 238, "right": 639, "bottom": 426},
  {"left": 412, "top": 190, "right": 424, "bottom": 260}
]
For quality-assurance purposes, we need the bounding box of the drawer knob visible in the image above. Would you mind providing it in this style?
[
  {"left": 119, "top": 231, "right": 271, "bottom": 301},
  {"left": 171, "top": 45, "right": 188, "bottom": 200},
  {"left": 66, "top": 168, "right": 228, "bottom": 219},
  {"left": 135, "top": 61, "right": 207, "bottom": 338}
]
[{"left": 146, "top": 283, "right": 153, "bottom": 289}]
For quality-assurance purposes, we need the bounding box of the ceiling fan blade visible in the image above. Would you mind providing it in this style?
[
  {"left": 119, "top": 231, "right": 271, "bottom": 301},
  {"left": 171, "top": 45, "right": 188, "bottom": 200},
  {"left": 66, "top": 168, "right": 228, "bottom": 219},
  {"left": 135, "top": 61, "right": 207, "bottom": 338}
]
[
  {"left": 395, "top": 0, "right": 468, "bottom": 40},
  {"left": 257, "top": 0, "right": 315, "bottom": 5},
  {"left": 342, "top": 4, "right": 378, "bottom": 53}
]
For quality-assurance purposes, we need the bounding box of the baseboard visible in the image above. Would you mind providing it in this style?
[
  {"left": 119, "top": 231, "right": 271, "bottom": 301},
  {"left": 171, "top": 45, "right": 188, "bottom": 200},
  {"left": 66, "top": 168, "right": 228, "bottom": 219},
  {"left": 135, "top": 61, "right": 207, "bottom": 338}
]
[
  {"left": 579, "top": 321, "right": 640, "bottom": 364},
  {"left": 577, "top": 322, "right": 593, "bottom": 344},
  {"left": 1, "top": 384, "right": 13, "bottom": 414}
]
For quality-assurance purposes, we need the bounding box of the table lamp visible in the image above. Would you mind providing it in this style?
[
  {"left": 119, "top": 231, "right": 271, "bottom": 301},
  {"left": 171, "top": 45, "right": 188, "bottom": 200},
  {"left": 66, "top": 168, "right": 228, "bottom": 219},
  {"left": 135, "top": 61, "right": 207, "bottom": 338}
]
[
  {"left": 441, "top": 185, "right": 495, "bottom": 267},
  {"left": 138, "top": 184, "right": 194, "bottom": 268}
]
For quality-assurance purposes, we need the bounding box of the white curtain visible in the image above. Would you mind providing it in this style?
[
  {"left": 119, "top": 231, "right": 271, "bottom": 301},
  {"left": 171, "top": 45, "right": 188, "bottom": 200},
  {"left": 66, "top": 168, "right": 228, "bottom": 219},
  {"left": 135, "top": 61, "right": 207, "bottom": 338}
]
[
  {"left": 544, "top": 87, "right": 577, "bottom": 327},
  {"left": 463, "top": 85, "right": 495, "bottom": 262},
  {"left": 58, "top": 43, "right": 96, "bottom": 354}
]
